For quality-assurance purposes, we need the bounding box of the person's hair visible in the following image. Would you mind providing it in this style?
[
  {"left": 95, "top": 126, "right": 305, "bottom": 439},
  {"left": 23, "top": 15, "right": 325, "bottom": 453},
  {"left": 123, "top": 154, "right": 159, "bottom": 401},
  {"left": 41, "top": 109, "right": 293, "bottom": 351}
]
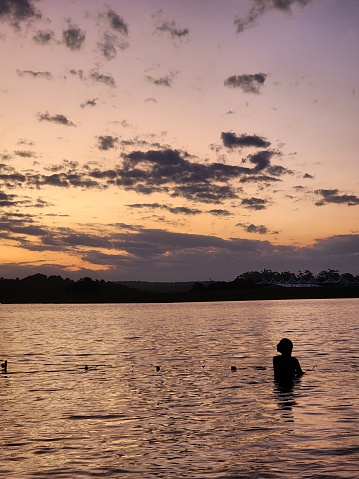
[{"left": 277, "top": 338, "right": 293, "bottom": 354}]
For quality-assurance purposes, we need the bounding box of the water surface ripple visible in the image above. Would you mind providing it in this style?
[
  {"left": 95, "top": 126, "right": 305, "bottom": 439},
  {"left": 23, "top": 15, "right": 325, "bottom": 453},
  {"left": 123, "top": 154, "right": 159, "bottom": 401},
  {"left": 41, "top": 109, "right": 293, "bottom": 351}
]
[{"left": 1, "top": 299, "right": 358, "bottom": 478}]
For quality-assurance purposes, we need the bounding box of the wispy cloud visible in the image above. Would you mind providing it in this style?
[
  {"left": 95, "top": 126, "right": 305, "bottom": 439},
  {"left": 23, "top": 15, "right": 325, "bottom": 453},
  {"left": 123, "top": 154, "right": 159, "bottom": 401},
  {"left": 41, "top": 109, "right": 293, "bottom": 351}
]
[
  {"left": 97, "top": 8, "right": 129, "bottom": 60},
  {"left": 127, "top": 203, "right": 202, "bottom": 216},
  {"left": 80, "top": 98, "right": 98, "bottom": 109},
  {"left": 17, "top": 69, "right": 53, "bottom": 80},
  {"left": 146, "top": 71, "right": 177, "bottom": 87},
  {"left": 156, "top": 20, "right": 189, "bottom": 40},
  {"left": 234, "top": 0, "right": 313, "bottom": 33},
  {"left": 32, "top": 29, "right": 56, "bottom": 45}
]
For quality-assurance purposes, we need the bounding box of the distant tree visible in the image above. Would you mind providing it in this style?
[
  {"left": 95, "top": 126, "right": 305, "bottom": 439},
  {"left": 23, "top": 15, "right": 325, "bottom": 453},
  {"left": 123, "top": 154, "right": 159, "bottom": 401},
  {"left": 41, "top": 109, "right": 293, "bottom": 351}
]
[
  {"left": 261, "top": 269, "right": 274, "bottom": 281},
  {"left": 235, "top": 271, "right": 262, "bottom": 286},
  {"left": 316, "top": 269, "right": 340, "bottom": 282},
  {"left": 280, "top": 271, "right": 293, "bottom": 281},
  {"left": 21, "top": 273, "right": 48, "bottom": 283},
  {"left": 298, "top": 270, "right": 314, "bottom": 280}
]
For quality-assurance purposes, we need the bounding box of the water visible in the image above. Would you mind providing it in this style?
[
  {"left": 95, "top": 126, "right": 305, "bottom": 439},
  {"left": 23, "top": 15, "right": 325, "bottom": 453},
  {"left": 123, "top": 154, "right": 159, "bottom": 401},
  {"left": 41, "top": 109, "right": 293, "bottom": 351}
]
[{"left": 0, "top": 299, "right": 358, "bottom": 479}]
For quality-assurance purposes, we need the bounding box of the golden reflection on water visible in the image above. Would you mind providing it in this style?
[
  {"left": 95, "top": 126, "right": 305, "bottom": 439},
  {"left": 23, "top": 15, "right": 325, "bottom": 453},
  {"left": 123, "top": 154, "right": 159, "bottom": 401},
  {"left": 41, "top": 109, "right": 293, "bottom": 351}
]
[{"left": 0, "top": 299, "right": 358, "bottom": 478}]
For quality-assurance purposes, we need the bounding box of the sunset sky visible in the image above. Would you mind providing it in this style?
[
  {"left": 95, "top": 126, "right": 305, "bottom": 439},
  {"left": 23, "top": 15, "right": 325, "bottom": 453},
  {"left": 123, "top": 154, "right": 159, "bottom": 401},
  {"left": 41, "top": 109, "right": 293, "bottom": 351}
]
[{"left": 1, "top": 0, "right": 358, "bottom": 281}]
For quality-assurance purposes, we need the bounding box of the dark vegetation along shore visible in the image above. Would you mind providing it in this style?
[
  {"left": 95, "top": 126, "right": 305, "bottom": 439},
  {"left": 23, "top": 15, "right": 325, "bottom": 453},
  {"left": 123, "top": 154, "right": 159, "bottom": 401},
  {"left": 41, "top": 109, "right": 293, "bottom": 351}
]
[{"left": 0, "top": 269, "right": 358, "bottom": 304}]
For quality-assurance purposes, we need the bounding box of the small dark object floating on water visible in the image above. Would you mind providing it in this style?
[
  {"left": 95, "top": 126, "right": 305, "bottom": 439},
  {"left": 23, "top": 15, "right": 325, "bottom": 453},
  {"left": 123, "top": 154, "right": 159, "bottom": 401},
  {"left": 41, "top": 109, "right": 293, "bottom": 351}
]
[
  {"left": 231, "top": 365, "right": 237, "bottom": 372},
  {"left": 1, "top": 360, "right": 7, "bottom": 373},
  {"left": 84, "top": 365, "right": 98, "bottom": 371},
  {"left": 156, "top": 365, "right": 160, "bottom": 372}
]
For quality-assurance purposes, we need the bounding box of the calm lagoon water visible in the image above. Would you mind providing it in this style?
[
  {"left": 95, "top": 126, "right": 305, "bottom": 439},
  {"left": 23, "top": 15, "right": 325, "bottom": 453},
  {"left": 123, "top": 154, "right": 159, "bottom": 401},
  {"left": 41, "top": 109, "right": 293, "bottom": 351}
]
[{"left": 0, "top": 299, "right": 358, "bottom": 479}]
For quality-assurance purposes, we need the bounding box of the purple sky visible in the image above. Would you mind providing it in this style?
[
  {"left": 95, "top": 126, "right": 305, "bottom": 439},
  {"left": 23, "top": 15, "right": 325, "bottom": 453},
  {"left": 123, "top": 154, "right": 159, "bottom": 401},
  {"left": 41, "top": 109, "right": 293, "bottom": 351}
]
[{"left": 0, "top": 0, "right": 358, "bottom": 281}]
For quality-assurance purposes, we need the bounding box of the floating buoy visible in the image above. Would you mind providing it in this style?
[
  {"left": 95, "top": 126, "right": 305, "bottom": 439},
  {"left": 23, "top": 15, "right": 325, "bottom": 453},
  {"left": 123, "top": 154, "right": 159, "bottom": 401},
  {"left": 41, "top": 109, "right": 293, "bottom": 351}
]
[
  {"left": 231, "top": 365, "right": 237, "bottom": 372},
  {"left": 1, "top": 360, "right": 7, "bottom": 373}
]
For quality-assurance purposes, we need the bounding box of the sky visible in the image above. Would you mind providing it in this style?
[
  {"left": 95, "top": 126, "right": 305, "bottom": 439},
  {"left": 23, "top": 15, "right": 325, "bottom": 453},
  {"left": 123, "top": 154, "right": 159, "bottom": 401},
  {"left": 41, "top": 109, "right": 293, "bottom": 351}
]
[{"left": 0, "top": 0, "right": 358, "bottom": 282}]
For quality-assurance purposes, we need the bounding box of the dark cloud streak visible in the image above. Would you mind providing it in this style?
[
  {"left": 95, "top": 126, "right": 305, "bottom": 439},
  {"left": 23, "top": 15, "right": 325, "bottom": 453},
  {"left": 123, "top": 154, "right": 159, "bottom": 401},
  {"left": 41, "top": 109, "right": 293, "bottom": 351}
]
[
  {"left": 222, "top": 132, "right": 271, "bottom": 149},
  {"left": 17, "top": 69, "right": 52, "bottom": 80},
  {"left": 0, "top": 146, "right": 291, "bottom": 204},
  {"left": 315, "top": 189, "right": 359, "bottom": 207},
  {"left": 37, "top": 112, "right": 76, "bottom": 127},
  {"left": 224, "top": 73, "right": 267, "bottom": 94}
]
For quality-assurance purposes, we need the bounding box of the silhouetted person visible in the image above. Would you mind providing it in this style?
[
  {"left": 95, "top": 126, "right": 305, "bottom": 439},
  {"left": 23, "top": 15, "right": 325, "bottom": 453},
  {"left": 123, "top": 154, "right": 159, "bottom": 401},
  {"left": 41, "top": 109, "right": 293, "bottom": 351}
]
[
  {"left": 273, "top": 338, "right": 303, "bottom": 382},
  {"left": 1, "top": 360, "right": 7, "bottom": 374}
]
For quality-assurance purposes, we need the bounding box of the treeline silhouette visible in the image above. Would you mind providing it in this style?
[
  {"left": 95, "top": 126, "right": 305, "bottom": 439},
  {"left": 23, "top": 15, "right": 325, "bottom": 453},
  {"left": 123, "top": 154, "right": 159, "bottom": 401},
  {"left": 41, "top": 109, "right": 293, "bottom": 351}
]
[
  {"left": 0, "top": 269, "right": 358, "bottom": 304},
  {"left": 191, "top": 268, "right": 359, "bottom": 292}
]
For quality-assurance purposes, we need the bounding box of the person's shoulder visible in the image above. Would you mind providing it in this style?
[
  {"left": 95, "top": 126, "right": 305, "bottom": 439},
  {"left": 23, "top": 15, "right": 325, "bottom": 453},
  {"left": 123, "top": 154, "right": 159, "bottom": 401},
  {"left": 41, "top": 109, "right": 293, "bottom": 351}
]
[{"left": 273, "top": 355, "right": 282, "bottom": 366}]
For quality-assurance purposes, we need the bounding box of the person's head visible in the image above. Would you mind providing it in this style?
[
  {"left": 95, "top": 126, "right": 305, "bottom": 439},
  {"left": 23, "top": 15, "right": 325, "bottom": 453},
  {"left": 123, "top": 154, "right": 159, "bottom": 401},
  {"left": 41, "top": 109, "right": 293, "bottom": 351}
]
[{"left": 277, "top": 338, "right": 293, "bottom": 355}]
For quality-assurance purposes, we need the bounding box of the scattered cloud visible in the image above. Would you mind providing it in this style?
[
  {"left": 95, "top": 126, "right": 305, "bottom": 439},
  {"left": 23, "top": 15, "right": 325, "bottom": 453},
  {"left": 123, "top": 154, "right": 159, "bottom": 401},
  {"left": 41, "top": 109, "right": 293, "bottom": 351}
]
[
  {"left": 37, "top": 112, "right": 76, "bottom": 127},
  {"left": 97, "top": 8, "right": 129, "bottom": 59},
  {"left": 89, "top": 70, "right": 116, "bottom": 87},
  {"left": 67, "top": 68, "right": 116, "bottom": 87},
  {"left": 68, "top": 68, "right": 85, "bottom": 80},
  {"left": 224, "top": 73, "right": 268, "bottom": 94},
  {"left": 315, "top": 189, "right": 359, "bottom": 207},
  {"left": 146, "top": 71, "right": 177, "bottom": 87},
  {"left": 241, "top": 197, "right": 268, "bottom": 210},
  {"left": 14, "top": 150, "right": 36, "bottom": 158},
  {"left": 80, "top": 98, "right": 98, "bottom": 108},
  {"left": 156, "top": 20, "right": 189, "bottom": 39},
  {"left": 0, "top": 145, "right": 291, "bottom": 204},
  {"left": 18, "top": 139, "right": 34, "bottom": 146},
  {"left": 32, "top": 29, "right": 56, "bottom": 45},
  {"left": 248, "top": 150, "right": 273, "bottom": 171},
  {"left": 97, "top": 135, "right": 118, "bottom": 151},
  {"left": 208, "top": 209, "right": 233, "bottom": 217},
  {"left": 98, "top": 32, "right": 129, "bottom": 60},
  {"left": 234, "top": 0, "right": 312, "bottom": 33},
  {"left": 62, "top": 22, "right": 86, "bottom": 51},
  {"left": 44, "top": 160, "right": 79, "bottom": 173},
  {"left": 105, "top": 8, "right": 129, "bottom": 36},
  {"left": 237, "top": 222, "right": 270, "bottom": 234},
  {"left": 0, "top": 0, "right": 41, "bottom": 29},
  {"left": 221, "top": 131, "right": 271, "bottom": 149}
]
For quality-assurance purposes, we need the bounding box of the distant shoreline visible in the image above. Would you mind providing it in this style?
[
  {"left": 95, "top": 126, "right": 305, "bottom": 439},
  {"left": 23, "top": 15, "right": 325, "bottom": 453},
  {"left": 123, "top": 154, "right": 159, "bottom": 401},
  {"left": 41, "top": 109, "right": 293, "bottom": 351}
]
[{"left": 1, "top": 286, "right": 358, "bottom": 304}]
